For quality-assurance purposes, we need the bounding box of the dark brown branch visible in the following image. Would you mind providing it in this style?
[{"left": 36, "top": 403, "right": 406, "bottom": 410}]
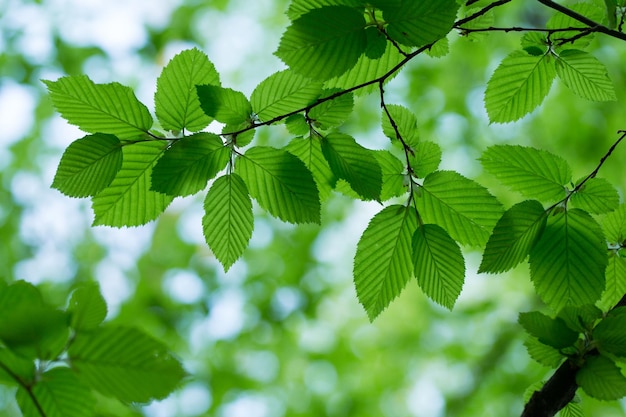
[
  {"left": 456, "top": 0, "right": 513, "bottom": 27},
  {"left": 521, "top": 359, "right": 579, "bottom": 417}
]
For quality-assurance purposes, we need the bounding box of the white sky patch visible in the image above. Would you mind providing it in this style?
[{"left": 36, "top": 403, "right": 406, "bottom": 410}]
[
  {"left": 0, "top": 83, "right": 37, "bottom": 148},
  {"left": 219, "top": 394, "right": 279, "bottom": 417},
  {"left": 163, "top": 269, "right": 206, "bottom": 304},
  {"left": 14, "top": 245, "right": 76, "bottom": 284},
  {"left": 190, "top": 288, "right": 246, "bottom": 348},
  {"left": 92, "top": 225, "right": 156, "bottom": 270},
  {"left": 95, "top": 260, "right": 134, "bottom": 318},
  {"left": 179, "top": 382, "right": 213, "bottom": 415},
  {"left": 406, "top": 378, "right": 445, "bottom": 417}
]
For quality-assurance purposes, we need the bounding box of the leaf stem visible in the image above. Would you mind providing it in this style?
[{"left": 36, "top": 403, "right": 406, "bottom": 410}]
[{"left": 0, "top": 359, "right": 47, "bottom": 417}]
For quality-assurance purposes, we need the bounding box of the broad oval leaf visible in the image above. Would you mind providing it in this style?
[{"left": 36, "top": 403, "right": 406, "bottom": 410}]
[
  {"left": 415, "top": 170, "right": 503, "bottom": 247},
  {"left": 68, "top": 282, "right": 107, "bottom": 331},
  {"left": 197, "top": 85, "right": 252, "bottom": 125},
  {"left": 383, "top": 0, "right": 459, "bottom": 47},
  {"left": 286, "top": 136, "right": 335, "bottom": 200},
  {"left": 411, "top": 141, "right": 442, "bottom": 178},
  {"left": 44, "top": 75, "right": 152, "bottom": 139},
  {"left": 275, "top": 6, "right": 367, "bottom": 80},
  {"left": 52, "top": 133, "right": 122, "bottom": 198},
  {"left": 529, "top": 209, "right": 607, "bottom": 311},
  {"left": 308, "top": 89, "right": 354, "bottom": 129},
  {"left": 321, "top": 132, "right": 382, "bottom": 201},
  {"left": 556, "top": 49, "right": 617, "bottom": 101},
  {"left": 484, "top": 51, "right": 556, "bottom": 123},
  {"left": 155, "top": 48, "right": 220, "bottom": 132},
  {"left": 518, "top": 311, "right": 579, "bottom": 349},
  {"left": 68, "top": 326, "right": 186, "bottom": 403},
  {"left": 92, "top": 141, "right": 174, "bottom": 227},
  {"left": 570, "top": 177, "right": 619, "bottom": 214},
  {"left": 412, "top": 223, "right": 465, "bottom": 309},
  {"left": 151, "top": 133, "right": 230, "bottom": 197},
  {"left": 480, "top": 145, "right": 571, "bottom": 203},
  {"left": 203, "top": 174, "right": 254, "bottom": 272},
  {"left": 236, "top": 146, "right": 320, "bottom": 224},
  {"left": 577, "top": 355, "right": 626, "bottom": 400},
  {"left": 354, "top": 205, "right": 418, "bottom": 321},
  {"left": 479, "top": 200, "right": 547, "bottom": 274}
]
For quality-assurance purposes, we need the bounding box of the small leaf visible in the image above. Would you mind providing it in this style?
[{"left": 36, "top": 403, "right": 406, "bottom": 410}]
[
  {"left": 480, "top": 145, "right": 571, "bottom": 203},
  {"left": 412, "top": 224, "right": 465, "bottom": 309},
  {"left": 250, "top": 70, "right": 323, "bottom": 122},
  {"left": 151, "top": 133, "right": 230, "bottom": 197},
  {"left": 598, "top": 251, "right": 626, "bottom": 311},
  {"left": 556, "top": 49, "right": 617, "bottom": 101},
  {"left": 155, "top": 48, "right": 220, "bottom": 132},
  {"left": 236, "top": 146, "right": 320, "bottom": 223},
  {"left": 381, "top": 104, "right": 420, "bottom": 147},
  {"left": 92, "top": 141, "right": 174, "bottom": 227},
  {"left": 354, "top": 205, "right": 418, "bottom": 320},
  {"left": 197, "top": 85, "right": 252, "bottom": 125},
  {"left": 521, "top": 32, "right": 548, "bottom": 55},
  {"left": 558, "top": 304, "right": 602, "bottom": 333},
  {"left": 44, "top": 75, "right": 152, "bottom": 139},
  {"left": 203, "top": 174, "right": 253, "bottom": 271},
  {"left": 383, "top": 0, "right": 459, "bottom": 47},
  {"left": 285, "top": 114, "right": 310, "bottom": 136},
  {"left": 52, "top": 134, "right": 123, "bottom": 198},
  {"left": 570, "top": 177, "right": 619, "bottom": 214},
  {"left": 68, "top": 326, "right": 186, "bottom": 403},
  {"left": 529, "top": 209, "right": 607, "bottom": 311},
  {"left": 523, "top": 337, "right": 565, "bottom": 368},
  {"left": 374, "top": 150, "right": 406, "bottom": 201},
  {"left": 601, "top": 204, "right": 626, "bottom": 244},
  {"left": 364, "top": 26, "right": 387, "bottom": 59},
  {"left": 577, "top": 355, "right": 626, "bottom": 400},
  {"left": 484, "top": 51, "right": 556, "bottom": 123},
  {"left": 518, "top": 311, "right": 579, "bottom": 349},
  {"left": 321, "top": 132, "right": 382, "bottom": 201},
  {"left": 593, "top": 311, "right": 626, "bottom": 357},
  {"left": 286, "top": 136, "right": 335, "bottom": 200},
  {"left": 308, "top": 89, "right": 354, "bottom": 129},
  {"left": 16, "top": 368, "right": 95, "bottom": 417},
  {"left": 479, "top": 200, "right": 547, "bottom": 274},
  {"left": 416, "top": 171, "right": 504, "bottom": 247},
  {"left": 68, "top": 282, "right": 107, "bottom": 331},
  {"left": 275, "top": 6, "right": 368, "bottom": 80},
  {"left": 411, "top": 141, "right": 442, "bottom": 178}
]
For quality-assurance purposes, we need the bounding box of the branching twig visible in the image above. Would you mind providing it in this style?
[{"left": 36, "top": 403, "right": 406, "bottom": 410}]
[{"left": 570, "top": 130, "right": 626, "bottom": 194}]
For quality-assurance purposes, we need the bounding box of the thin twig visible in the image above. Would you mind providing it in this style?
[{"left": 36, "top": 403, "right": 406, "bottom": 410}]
[
  {"left": 0, "top": 359, "right": 47, "bottom": 417},
  {"left": 571, "top": 130, "right": 626, "bottom": 194}
]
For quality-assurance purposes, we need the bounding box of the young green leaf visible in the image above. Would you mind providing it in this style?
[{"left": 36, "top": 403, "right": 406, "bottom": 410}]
[
  {"left": 321, "top": 133, "right": 382, "bottom": 201},
  {"left": 236, "top": 146, "right": 320, "bottom": 223},
  {"left": 412, "top": 223, "right": 465, "bottom": 309},
  {"left": 151, "top": 133, "right": 230, "bottom": 197},
  {"left": 381, "top": 104, "right": 420, "bottom": 148},
  {"left": 556, "top": 49, "right": 617, "bottom": 101},
  {"left": 415, "top": 170, "right": 503, "bottom": 247},
  {"left": 484, "top": 51, "right": 556, "bottom": 123},
  {"left": 68, "top": 326, "right": 186, "bottom": 403},
  {"left": 286, "top": 136, "right": 335, "bottom": 200},
  {"left": 197, "top": 85, "right": 252, "bottom": 125},
  {"left": 275, "top": 6, "right": 368, "bottom": 80},
  {"left": 250, "top": 70, "right": 323, "bottom": 122},
  {"left": 374, "top": 150, "right": 406, "bottom": 201},
  {"left": 203, "top": 174, "right": 253, "bottom": 272},
  {"left": 479, "top": 200, "right": 547, "bottom": 274},
  {"left": 577, "top": 355, "right": 626, "bottom": 400},
  {"left": 154, "top": 48, "right": 220, "bottom": 132},
  {"left": 523, "top": 337, "right": 565, "bottom": 368},
  {"left": 308, "top": 89, "right": 354, "bottom": 129},
  {"left": 382, "top": 0, "right": 459, "bottom": 47},
  {"left": 52, "top": 133, "right": 122, "bottom": 198},
  {"left": 598, "top": 252, "right": 626, "bottom": 311},
  {"left": 44, "top": 75, "right": 152, "bottom": 139},
  {"left": 92, "top": 141, "right": 174, "bottom": 227},
  {"left": 529, "top": 209, "right": 607, "bottom": 311},
  {"left": 411, "top": 141, "right": 442, "bottom": 178},
  {"left": 16, "top": 368, "right": 95, "bottom": 417},
  {"left": 518, "top": 311, "right": 579, "bottom": 349},
  {"left": 593, "top": 311, "right": 626, "bottom": 357},
  {"left": 68, "top": 282, "right": 107, "bottom": 331},
  {"left": 354, "top": 205, "right": 419, "bottom": 321},
  {"left": 570, "top": 177, "right": 619, "bottom": 214},
  {"left": 480, "top": 145, "right": 571, "bottom": 203},
  {"left": 601, "top": 203, "right": 626, "bottom": 244}
]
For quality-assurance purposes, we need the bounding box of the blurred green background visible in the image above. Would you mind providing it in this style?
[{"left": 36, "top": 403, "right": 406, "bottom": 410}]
[{"left": 2, "top": 0, "right": 626, "bottom": 415}]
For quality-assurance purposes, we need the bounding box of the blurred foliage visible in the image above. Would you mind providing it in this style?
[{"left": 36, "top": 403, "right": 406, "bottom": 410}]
[{"left": 2, "top": 0, "right": 626, "bottom": 416}]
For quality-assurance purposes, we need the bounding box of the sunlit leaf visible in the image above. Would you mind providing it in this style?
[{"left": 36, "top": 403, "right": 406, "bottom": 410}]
[
  {"left": 68, "top": 282, "right": 107, "bottom": 331},
  {"left": 601, "top": 203, "right": 626, "bottom": 243},
  {"left": 308, "top": 89, "right": 354, "bottom": 129},
  {"left": 570, "top": 177, "right": 619, "bottom": 214},
  {"left": 374, "top": 150, "right": 405, "bottom": 201},
  {"left": 598, "top": 252, "right": 626, "bottom": 311},
  {"left": 411, "top": 141, "right": 442, "bottom": 178},
  {"left": 523, "top": 337, "right": 565, "bottom": 368},
  {"left": 197, "top": 85, "right": 252, "bottom": 125},
  {"left": 383, "top": 0, "right": 459, "bottom": 47},
  {"left": 556, "top": 49, "right": 617, "bottom": 101},
  {"left": 287, "top": 0, "right": 362, "bottom": 20},
  {"left": 381, "top": 104, "right": 420, "bottom": 147},
  {"left": 286, "top": 136, "right": 335, "bottom": 200}
]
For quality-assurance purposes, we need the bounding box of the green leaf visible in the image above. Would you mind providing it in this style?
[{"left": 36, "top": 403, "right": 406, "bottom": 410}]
[
  {"left": 308, "top": 89, "right": 354, "bottom": 129},
  {"left": 68, "top": 326, "right": 186, "bottom": 403},
  {"left": 44, "top": 75, "right": 152, "bottom": 139},
  {"left": 560, "top": 402, "right": 585, "bottom": 417},
  {"left": 558, "top": 304, "right": 602, "bottom": 333},
  {"left": 236, "top": 146, "right": 320, "bottom": 223},
  {"left": 275, "top": 6, "right": 367, "bottom": 80},
  {"left": 593, "top": 311, "right": 626, "bottom": 357},
  {"left": 523, "top": 337, "right": 565, "bottom": 368},
  {"left": 381, "top": 104, "right": 420, "bottom": 147},
  {"left": 197, "top": 85, "right": 252, "bottom": 125},
  {"left": 68, "top": 282, "right": 107, "bottom": 331},
  {"left": 570, "top": 177, "right": 619, "bottom": 214},
  {"left": 484, "top": 51, "right": 556, "bottom": 123},
  {"left": 521, "top": 32, "right": 548, "bottom": 56},
  {"left": 354, "top": 205, "right": 419, "bottom": 321},
  {"left": 285, "top": 136, "right": 335, "bottom": 200},
  {"left": 151, "top": 133, "right": 229, "bottom": 197},
  {"left": 601, "top": 204, "right": 626, "bottom": 244},
  {"left": 412, "top": 224, "right": 465, "bottom": 309},
  {"left": 547, "top": 3, "right": 605, "bottom": 49},
  {"left": 0, "top": 348, "right": 35, "bottom": 385},
  {"left": 223, "top": 122, "right": 255, "bottom": 148},
  {"left": 411, "top": 141, "right": 442, "bottom": 178},
  {"left": 529, "top": 209, "right": 607, "bottom": 311},
  {"left": 203, "top": 174, "right": 253, "bottom": 272},
  {"left": 479, "top": 200, "right": 547, "bottom": 274},
  {"left": 556, "top": 49, "right": 617, "bottom": 101},
  {"left": 16, "top": 368, "right": 95, "bottom": 417},
  {"left": 374, "top": 150, "right": 406, "bottom": 201},
  {"left": 480, "top": 145, "right": 571, "bottom": 203},
  {"left": 92, "top": 141, "right": 174, "bottom": 227},
  {"left": 155, "top": 48, "right": 220, "bottom": 132},
  {"left": 518, "top": 311, "right": 579, "bottom": 349},
  {"left": 426, "top": 37, "right": 450, "bottom": 58},
  {"left": 364, "top": 26, "right": 387, "bottom": 59},
  {"left": 598, "top": 252, "right": 626, "bottom": 311},
  {"left": 52, "top": 134, "right": 123, "bottom": 198},
  {"left": 321, "top": 133, "right": 382, "bottom": 201},
  {"left": 287, "top": 0, "right": 363, "bottom": 20},
  {"left": 285, "top": 114, "right": 311, "bottom": 136},
  {"left": 416, "top": 170, "right": 503, "bottom": 247},
  {"left": 383, "top": 0, "right": 459, "bottom": 47},
  {"left": 250, "top": 70, "right": 323, "bottom": 122},
  {"left": 577, "top": 355, "right": 626, "bottom": 400}
]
